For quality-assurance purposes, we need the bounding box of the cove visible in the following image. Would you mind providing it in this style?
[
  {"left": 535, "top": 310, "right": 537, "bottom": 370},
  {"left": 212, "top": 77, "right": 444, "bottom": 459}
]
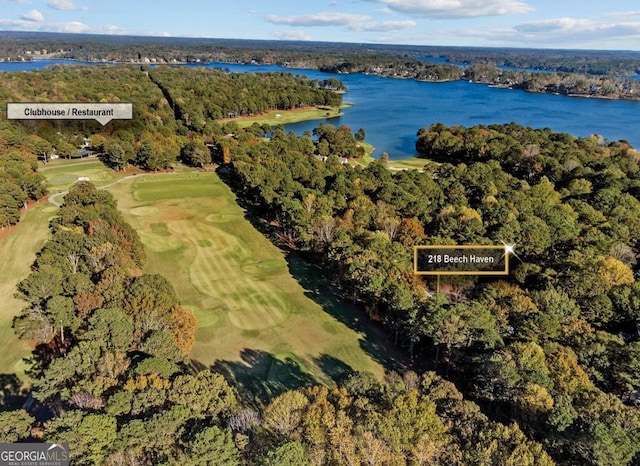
[{"left": 2, "top": 59, "right": 639, "bottom": 159}]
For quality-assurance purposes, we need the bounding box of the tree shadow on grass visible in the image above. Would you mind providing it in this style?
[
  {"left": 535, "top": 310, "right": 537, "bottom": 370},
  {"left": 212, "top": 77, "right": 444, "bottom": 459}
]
[
  {"left": 216, "top": 168, "right": 412, "bottom": 377},
  {"left": 210, "top": 349, "right": 316, "bottom": 406},
  {"left": 285, "top": 253, "right": 411, "bottom": 375},
  {"left": 0, "top": 373, "right": 28, "bottom": 412},
  {"left": 313, "top": 354, "right": 354, "bottom": 386}
]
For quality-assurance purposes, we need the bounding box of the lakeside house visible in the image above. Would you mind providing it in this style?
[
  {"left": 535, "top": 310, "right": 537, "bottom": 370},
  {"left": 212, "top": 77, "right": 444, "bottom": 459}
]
[{"left": 313, "top": 154, "right": 349, "bottom": 164}]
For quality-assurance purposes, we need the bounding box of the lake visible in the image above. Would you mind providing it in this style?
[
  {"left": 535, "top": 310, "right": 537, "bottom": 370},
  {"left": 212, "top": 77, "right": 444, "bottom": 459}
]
[{"left": 2, "top": 59, "right": 639, "bottom": 159}]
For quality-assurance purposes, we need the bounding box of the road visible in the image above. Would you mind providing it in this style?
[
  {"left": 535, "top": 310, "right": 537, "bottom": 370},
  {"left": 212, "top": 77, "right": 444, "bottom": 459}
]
[{"left": 47, "top": 173, "right": 149, "bottom": 208}]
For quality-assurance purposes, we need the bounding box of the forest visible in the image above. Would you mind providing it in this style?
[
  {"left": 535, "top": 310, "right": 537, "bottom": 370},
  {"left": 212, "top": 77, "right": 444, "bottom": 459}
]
[
  {"left": 213, "top": 122, "right": 640, "bottom": 465},
  {"left": 0, "top": 120, "right": 47, "bottom": 228},
  {"left": 1, "top": 182, "right": 553, "bottom": 465},
  {"left": 3, "top": 31, "right": 640, "bottom": 76},
  {"left": 0, "top": 63, "right": 344, "bottom": 198},
  {"left": 1, "top": 63, "right": 640, "bottom": 464},
  {"left": 148, "top": 66, "right": 343, "bottom": 131},
  {"left": 2, "top": 31, "right": 640, "bottom": 98}
]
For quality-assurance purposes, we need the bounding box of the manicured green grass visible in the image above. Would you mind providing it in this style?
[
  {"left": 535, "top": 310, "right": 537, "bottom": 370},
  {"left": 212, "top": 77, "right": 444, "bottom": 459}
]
[
  {"left": 40, "top": 159, "right": 118, "bottom": 191},
  {"left": 3, "top": 161, "right": 404, "bottom": 393},
  {"left": 351, "top": 143, "right": 376, "bottom": 167},
  {"left": 109, "top": 171, "right": 392, "bottom": 390},
  {"left": 351, "top": 148, "right": 428, "bottom": 171},
  {"left": 0, "top": 202, "right": 52, "bottom": 378},
  {"left": 387, "top": 157, "right": 430, "bottom": 171},
  {"left": 229, "top": 104, "right": 350, "bottom": 128}
]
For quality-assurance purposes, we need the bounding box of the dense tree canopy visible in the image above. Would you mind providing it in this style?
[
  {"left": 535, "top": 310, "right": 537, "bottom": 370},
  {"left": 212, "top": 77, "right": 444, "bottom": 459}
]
[
  {"left": 149, "top": 66, "right": 342, "bottom": 131},
  {"left": 2, "top": 57, "right": 640, "bottom": 464},
  {"left": 215, "top": 122, "right": 640, "bottom": 465},
  {"left": 2, "top": 181, "right": 554, "bottom": 465}
]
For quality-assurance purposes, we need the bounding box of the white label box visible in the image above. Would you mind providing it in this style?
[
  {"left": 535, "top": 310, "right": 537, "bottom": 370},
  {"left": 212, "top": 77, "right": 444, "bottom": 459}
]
[{"left": 7, "top": 102, "right": 133, "bottom": 126}]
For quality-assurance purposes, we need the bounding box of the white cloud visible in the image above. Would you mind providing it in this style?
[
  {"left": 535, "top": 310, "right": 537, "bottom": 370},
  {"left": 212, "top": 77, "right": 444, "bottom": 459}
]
[
  {"left": 350, "top": 20, "right": 416, "bottom": 31},
  {"left": 376, "top": 7, "right": 393, "bottom": 14},
  {"left": 264, "top": 10, "right": 417, "bottom": 35},
  {"left": 0, "top": 18, "right": 169, "bottom": 36},
  {"left": 601, "top": 11, "right": 640, "bottom": 20},
  {"left": 46, "top": 0, "right": 77, "bottom": 10},
  {"left": 265, "top": 12, "right": 371, "bottom": 27},
  {"left": 366, "top": 0, "right": 533, "bottom": 19},
  {"left": 21, "top": 9, "right": 43, "bottom": 22},
  {"left": 450, "top": 17, "right": 640, "bottom": 48},
  {"left": 516, "top": 17, "right": 640, "bottom": 40},
  {"left": 271, "top": 29, "right": 313, "bottom": 41},
  {"left": 514, "top": 17, "right": 593, "bottom": 34}
]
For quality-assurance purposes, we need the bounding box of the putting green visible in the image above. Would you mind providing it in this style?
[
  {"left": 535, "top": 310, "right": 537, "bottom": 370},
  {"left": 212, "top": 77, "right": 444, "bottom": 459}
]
[
  {"left": 138, "top": 230, "right": 184, "bottom": 253},
  {"left": 206, "top": 213, "right": 243, "bottom": 223},
  {"left": 130, "top": 206, "right": 160, "bottom": 217}
]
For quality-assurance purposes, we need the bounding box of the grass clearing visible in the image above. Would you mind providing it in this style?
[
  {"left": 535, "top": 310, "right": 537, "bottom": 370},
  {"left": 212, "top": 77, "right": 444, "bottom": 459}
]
[
  {"left": 0, "top": 202, "right": 52, "bottom": 377},
  {"left": 387, "top": 157, "right": 430, "bottom": 171},
  {"left": 108, "top": 170, "right": 395, "bottom": 391},
  {"left": 226, "top": 104, "right": 350, "bottom": 128},
  {"left": 41, "top": 158, "right": 118, "bottom": 191},
  {"left": 351, "top": 148, "right": 428, "bottom": 172},
  {"left": 2, "top": 160, "right": 405, "bottom": 393}
]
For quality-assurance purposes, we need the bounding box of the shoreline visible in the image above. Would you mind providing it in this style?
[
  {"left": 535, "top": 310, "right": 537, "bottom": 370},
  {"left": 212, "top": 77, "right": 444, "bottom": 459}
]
[
  {"left": 4, "top": 57, "right": 639, "bottom": 102},
  {"left": 220, "top": 103, "right": 352, "bottom": 128}
]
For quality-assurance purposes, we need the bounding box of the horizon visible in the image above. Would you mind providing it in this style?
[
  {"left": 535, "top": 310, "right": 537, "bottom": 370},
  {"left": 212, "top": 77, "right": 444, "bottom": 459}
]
[
  {"left": 1, "top": 0, "right": 640, "bottom": 51},
  {"left": 2, "top": 30, "right": 640, "bottom": 57}
]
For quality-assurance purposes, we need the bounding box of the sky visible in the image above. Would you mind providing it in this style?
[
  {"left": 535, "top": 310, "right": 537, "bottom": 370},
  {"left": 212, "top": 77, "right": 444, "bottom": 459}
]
[{"left": 1, "top": 0, "right": 640, "bottom": 51}]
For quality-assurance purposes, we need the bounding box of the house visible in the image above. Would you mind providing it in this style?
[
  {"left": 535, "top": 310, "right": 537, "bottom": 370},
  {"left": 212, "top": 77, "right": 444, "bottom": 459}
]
[{"left": 312, "top": 154, "right": 349, "bottom": 164}]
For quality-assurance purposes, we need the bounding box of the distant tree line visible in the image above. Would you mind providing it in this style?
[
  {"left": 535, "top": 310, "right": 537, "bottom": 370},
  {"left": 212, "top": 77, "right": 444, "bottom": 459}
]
[
  {"left": 464, "top": 64, "right": 640, "bottom": 99},
  {"left": 3, "top": 31, "right": 640, "bottom": 99},
  {"left": 428, "top": 47, "right": 640, "bottom": 76},
  {"left": 3, "top": 31, "right": 639, "bottom": 76},
  {"left": 148, "top": 66, "right": 343, "bottom": 131}
]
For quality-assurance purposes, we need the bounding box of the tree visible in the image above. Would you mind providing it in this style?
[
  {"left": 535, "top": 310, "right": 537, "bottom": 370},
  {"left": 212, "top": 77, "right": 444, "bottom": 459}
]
[
  {"left": 168, "top": 370, "right": 237, "bottom": 418},
  {"left": 139, "top": 331, "right": 184, "bottom": 362},
  {"left": 263, "top": 390, "right": 309, "bottom": 436},
  {"left": 136, "top": 139, "right": 157, "bottom": 170},
  {"left": 0, "top": 410, "right": 34, "bottom": 442},
  {"left": 46, "top": 295, "right": 80, "bottom": 343},
  {"left": 181, "top": 140, "right": 210, "bottom": 167},
  {"left": 262, "top": 441, "right": 310, "bottom": 466},
  {"left": 180, "top": 426, "right": 240, "bottom": 465},
  {"left": 82, "top": 307, "right": 134, "bottom": 351},
  {"left": 122, "top": 274, "right": 177, "bottom": 316},
  {"left": 105, "top": 140, "right": 127, "bottom": 171},
  {"left": 376, "top": 390, "right": 448, "bottom": 459},
  {"left": 165, "top": 305, "right": 197, "bottom": 354},
  {"left": 17, "top": 265, "right": 65, "bottom": 305},
  {"left": 12, "top": 307, "right": 55, "bottom": 343},
  {"left": 46, "top": 412, "right": 117, "bottom": 466}
]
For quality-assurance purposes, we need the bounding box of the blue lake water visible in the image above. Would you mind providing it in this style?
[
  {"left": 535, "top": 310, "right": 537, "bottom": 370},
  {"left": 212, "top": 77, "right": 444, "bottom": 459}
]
[
  {"left": 2, "top": 59, "right": 639, "bottom": 158},
  {"left": 0, "top": 58, "right": 99, "bottom": 71}
]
